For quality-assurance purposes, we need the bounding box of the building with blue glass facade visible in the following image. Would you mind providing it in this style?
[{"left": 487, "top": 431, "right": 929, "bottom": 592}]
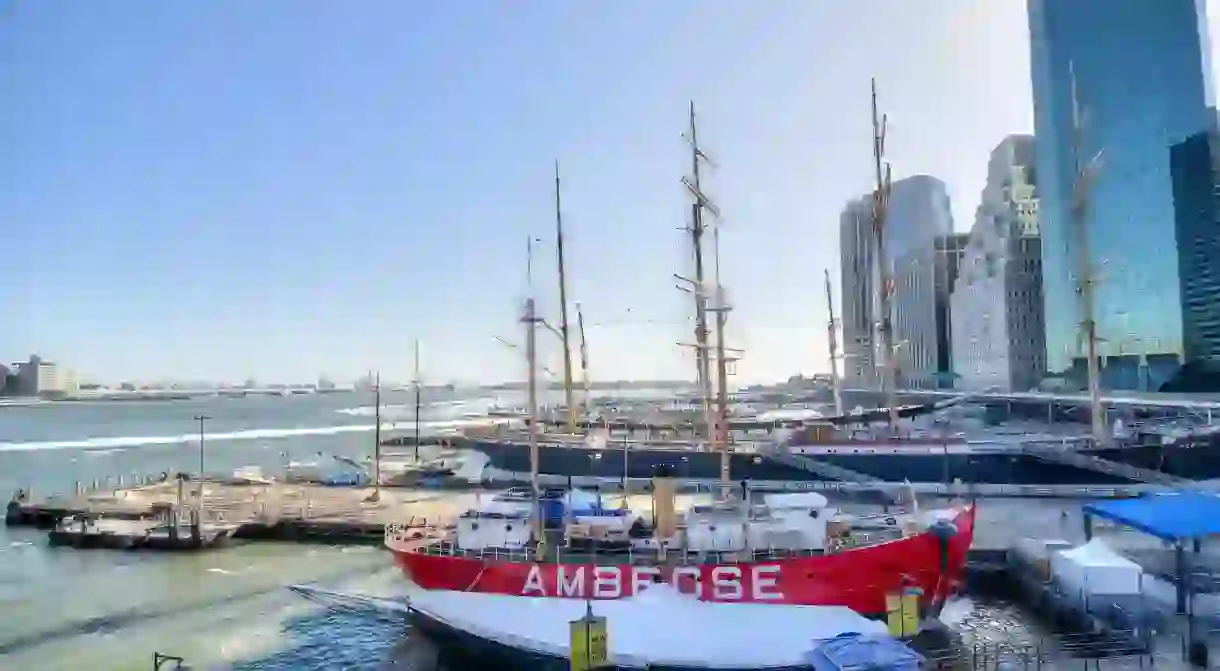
[
  {"left": 1028, "top": 0, "right": 1216, "bottom": 390},
  {"left": 1170, "top": 121, "right": 1220, "bottom": 387}
]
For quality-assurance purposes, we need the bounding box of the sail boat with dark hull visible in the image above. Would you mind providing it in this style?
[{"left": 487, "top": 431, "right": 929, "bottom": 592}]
[{"left": 450, "top": 100, "right": 1154, "bottom": 488}]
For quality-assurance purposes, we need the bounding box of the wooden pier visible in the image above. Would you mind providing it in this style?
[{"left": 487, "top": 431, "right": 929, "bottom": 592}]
[{"left": 6, "top": 478, "right": 453, "bottom": 550}]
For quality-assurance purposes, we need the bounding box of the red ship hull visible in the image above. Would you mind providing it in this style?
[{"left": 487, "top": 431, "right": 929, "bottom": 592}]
[{"left": 391, "top": 504, "right": 975, "bottom": 616}]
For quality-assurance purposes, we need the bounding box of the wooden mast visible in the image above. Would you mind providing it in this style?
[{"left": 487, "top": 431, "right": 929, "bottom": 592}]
[
  {"left": 554, "top": 161, "right": 577, "bottom": 434},
  {"left": 1068, "top": 62, "right": 1107, "bottom": 446},
  {"left": 869, "top": 79, "right": 899, "bottom": 433},
  {"left": 522, "top": 235, "right": 545, "bottom": 559},
  {"left": 825, "top": 269, "right": 844, "bottom": 417},
  {"left": 576, "top": 302, "right": 590, "bottom": 417},
  {"left": 680, "top": 102, "right": 735, "bottom": 494},
  {"left": 685, "top": 102, "right": 715, "bottom": 442}
]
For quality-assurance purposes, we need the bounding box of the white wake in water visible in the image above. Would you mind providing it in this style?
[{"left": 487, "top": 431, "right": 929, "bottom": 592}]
[{"left": 0, "top": 418, "right": 514, "bottom": 453}]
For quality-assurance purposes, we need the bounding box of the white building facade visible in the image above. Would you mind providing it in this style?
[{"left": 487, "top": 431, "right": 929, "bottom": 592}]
[{"left": 950, "top": 135, "right": 1046, "bottom": 392}]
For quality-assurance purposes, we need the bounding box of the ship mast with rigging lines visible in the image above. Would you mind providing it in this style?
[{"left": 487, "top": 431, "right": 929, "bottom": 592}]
[
  {"left": 824, "top": 269, "right": 845, "bottom": 417},
  {"left": 676, "top": 102, "right": 716, "bottom": 444},
  {"left": 552, "top": 161, "right": 578, "bottom": 435},
  {"left": 677, "top": 101, "right": 738, "bottom": 495},
  {"left": 1068, "top": 62, "right": 1107, "bottom": 446},
  {"left": 869, "top": 79, "right": 900, "bottom": 433}
]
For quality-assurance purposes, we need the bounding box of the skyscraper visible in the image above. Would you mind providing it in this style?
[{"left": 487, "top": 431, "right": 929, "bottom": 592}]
[
  {"left": 1028, "top": 0, "right": 1215, "bottom": 390},
  {"left": 839, "top": 175, "right": 955, "bottom": 389},
  {"left": 1170, "top": 122, "right": 1220, "bottom": 382},
  {"left": 951, "top": 135, "right": 1046, "bottom": 392}
]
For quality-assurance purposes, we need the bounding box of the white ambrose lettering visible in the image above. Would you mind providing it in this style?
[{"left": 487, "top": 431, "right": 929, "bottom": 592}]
[
  {"left": 671, "top": 566, "right": 702, "bottom": 597},
  {"left": 594, "top": 567, "right": 622, "bottom": 598},
  {"left": 522, "top": 565, "right": 547, "bottom": 596},
  {"left": 711, "top": 566, "right": 743, "bottom": 601},
  {"left": 631, "top": 566, "right": 661, "bottom": 595},
  {"left": 557, "top": 566, "right": 586, "bottom": 597},
  {"left": 751, "top": 565, "right": 783, "bottom": 601}
]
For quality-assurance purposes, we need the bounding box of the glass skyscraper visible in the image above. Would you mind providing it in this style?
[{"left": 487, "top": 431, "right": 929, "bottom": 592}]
[{"left": 1028, "top": 0, "right": 1215, "bottom": 390}]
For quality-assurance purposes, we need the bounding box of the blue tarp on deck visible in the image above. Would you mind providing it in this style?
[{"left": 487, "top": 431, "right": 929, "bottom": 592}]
[
  {"left": 1083, "top": 490, "right": 1220, "bottom": 542},
  {"left": 804, "top": 633, "right": 923, "bottom": 670}
]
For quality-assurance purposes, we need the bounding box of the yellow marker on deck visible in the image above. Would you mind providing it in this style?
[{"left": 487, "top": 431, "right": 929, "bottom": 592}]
[{"left": 569, "top": 601, "right": 608, "bottom": 670}]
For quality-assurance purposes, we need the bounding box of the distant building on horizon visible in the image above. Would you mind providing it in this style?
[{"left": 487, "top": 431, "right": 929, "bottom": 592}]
[
  {"left": 951, "top": 135, "right": 1046, "bottom": 392},
  {"left": 15, "top": 354, "right": 69, "bottom": 397},
  {"left": 1029, "top": 0, "right": 1215, "bottom": 390},
  {"left": 839, "top": 175, "right": 955, "bottom": 390}
]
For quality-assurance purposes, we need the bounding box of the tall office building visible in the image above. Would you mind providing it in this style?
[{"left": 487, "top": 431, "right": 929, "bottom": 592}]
[
  {"left": 1029, "top": 0, "right": 1215, "bottom": 390},
  {"left": 934, "top": 232, "right": 969, "bottom": 387},
  {"left": 1170, "top": 121, "right": 1220, "bottom": 384},
  {"left": 839, "top": 176, "right": 955, "bottom": 389},
  {"left": 951, "top": 135, "right": 1047, "bottom": 392},
  {"left": 840, "top": 199, "right": 876, "bottom": 387}
]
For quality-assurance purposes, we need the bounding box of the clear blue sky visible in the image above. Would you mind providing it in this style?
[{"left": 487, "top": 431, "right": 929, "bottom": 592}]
[{"left": 2, "top": 0, "right": 1142, "bottom": 385}]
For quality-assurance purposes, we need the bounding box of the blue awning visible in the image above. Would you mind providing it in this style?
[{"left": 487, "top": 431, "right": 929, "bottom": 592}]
[{"left": 1083, "top": 490, "right": 1220, "bottom": 542}]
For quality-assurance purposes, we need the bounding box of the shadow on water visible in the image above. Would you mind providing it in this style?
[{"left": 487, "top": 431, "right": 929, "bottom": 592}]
[{"left": 230, "top": 609, "right": 446, "bottom": 671}]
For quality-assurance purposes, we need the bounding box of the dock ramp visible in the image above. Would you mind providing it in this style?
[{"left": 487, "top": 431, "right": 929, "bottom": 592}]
[{"left": 1020, "top": 442, "right": 1188, "bottom": 486}]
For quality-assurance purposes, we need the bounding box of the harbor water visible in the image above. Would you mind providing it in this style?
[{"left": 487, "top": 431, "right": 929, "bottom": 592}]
[{"left": 1, "top": 392, "right": 1074, "bottom": 670}]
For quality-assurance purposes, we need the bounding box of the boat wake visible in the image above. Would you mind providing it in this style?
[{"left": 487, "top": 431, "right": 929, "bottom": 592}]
[{"left": 0, "top": 418, "right": 507, "bottom": 453}]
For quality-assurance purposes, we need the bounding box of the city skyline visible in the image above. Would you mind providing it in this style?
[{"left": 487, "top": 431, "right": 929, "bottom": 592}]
[{"left": 9, "top": 2, "right": 1220, "bottom": 385}]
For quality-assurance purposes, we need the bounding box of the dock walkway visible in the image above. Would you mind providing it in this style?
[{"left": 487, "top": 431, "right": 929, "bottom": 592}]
[{"left": 6, "top": 479, "right": 454, "bottom": 549}]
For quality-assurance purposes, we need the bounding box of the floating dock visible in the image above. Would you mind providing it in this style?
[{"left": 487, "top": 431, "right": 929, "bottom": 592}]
[{"left": 6, "top": 479, "right": 449, "bottom": 550}]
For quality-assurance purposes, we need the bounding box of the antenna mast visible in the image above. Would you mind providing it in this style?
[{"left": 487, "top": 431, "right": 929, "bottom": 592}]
[
  {"left": 870, "top": 79, "right": 899, "bottom": 432},
  {"left": 1069, "top": 63, "right": 1106, "bottom": 445},
  {"left": 825, "top": 269, "right": 844, "bottom": 416},
  {"left": 553, "top": 161, "right": 577, "bottom": 434}
]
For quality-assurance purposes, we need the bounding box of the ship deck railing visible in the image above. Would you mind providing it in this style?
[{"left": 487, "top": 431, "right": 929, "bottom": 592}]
[{"left": 392, "top": 528, "right": 908, "bottom": 566}]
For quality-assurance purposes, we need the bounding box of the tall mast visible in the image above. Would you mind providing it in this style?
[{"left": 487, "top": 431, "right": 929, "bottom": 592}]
[
  {"left": 824, "top": 269, "right": 844, "bottom": 416},
  {"left": 684, "top": 101, "right": 714, "bottom": 441},
  {"left": 524, "top": 292, "right": 543, "bottom": 557},
  {"left": 710, "top": 217, "right": 733, "bottom": 490},
  {"left": 870, "top": 79, "right": 899, "bottom": 432},
  {"left": 680, "top": 102, "right": 734, "bottom": 492},
  {"left": 576, "top": 302, "right": 590, "bottom": 416},
  {"left": 1069, "top": 62, "right": 1106, "bottom": 445},
  {"left": 553, "top": 161, "right": 577, "bottom": 434},
  {"left": 412, "top": 340, "right": 422, "bottom": 461}
]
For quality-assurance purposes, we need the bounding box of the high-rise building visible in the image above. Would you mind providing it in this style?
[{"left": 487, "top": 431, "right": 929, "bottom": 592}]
[
  {"left": 951, "top": 135, "right": 1047, "bottom": 392},
  {"left": 840, "top": 199, "right": 876, "bottom": 387},
  {"left": 1170, "top": 121, "right": 1220, "bottom": 385},
  {"left": 839, "top": 176, "right": 955, "bottom": 389},
  {"left": 1029, "top": 0, "right": 1215, "bottom": 390},
  {"left": 934, "top": 232, "right": 969, "bottom": 388}
]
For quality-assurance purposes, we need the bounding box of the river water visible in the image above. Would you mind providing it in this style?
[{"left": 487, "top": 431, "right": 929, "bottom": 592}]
[
  {"left": 0, "top": 391, "right": 515, "bottom": 670},
  {"left": 0, "top": 391, "right": 1063, "bottom": 670}
]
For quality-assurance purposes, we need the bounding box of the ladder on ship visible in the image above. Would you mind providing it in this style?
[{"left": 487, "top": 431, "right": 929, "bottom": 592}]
[
  {"left": 1020, "top": 441, "right": 1188, "bottom": 486},
  {"left": 756, "top": 442, "right": 883, "bottom": 485}
]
